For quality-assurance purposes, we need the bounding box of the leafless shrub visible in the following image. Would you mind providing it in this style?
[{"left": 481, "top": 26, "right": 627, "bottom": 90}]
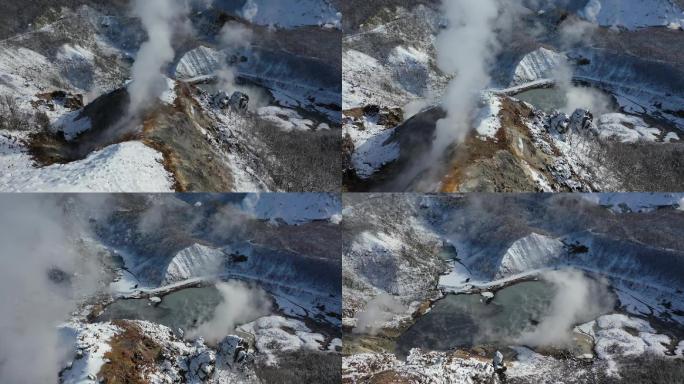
[
  {"left": 600, "top": 354, "right": 684, "bottom": 384},
  {"left": 0, "top": 95, "right": 30, "bottom": 131},
  {"left": 34, "top": 111, "right": 51, "bottom": 132},
  {"left": 586, "top": 137, "right": 684, "bottom": 191},
  {"left": 255, "top": 351, "right": 341, "bottom": 384},
  {"left": 250, "top": 119, "right": 341, "bottom": 192}
]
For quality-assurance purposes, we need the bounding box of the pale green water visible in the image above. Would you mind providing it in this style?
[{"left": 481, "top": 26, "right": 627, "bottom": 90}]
[
  {"left": 396, "top": 281, "right": 555, "bottom": 357},
  {"left": 97, "top": 286, "right": 222, "bottom": 331},
  {"left": 514, "top": 86, "right": 616, "bottom": 115},
  {"left": 515, "top": 88, "right": 569, "bottom": 113}
]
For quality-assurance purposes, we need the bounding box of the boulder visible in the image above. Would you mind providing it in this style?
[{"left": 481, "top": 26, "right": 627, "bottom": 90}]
[
  {"left": 149, "top": 296, "right": 162, "bottom": 306},
  {"left": 549, "top": 112, "right": 570, "bottom": 134},
  {"left": 228, "top": 92, "right": 249, "bottom": 113},
  {"left": 211, "top": 91, "right": 231, "bottom": 109},
  {"left": 218, "top": 335, "right": 253, "bottom": 368},
  {"left": 493, "top": 350, "right": 506, "bottom": 374},
  {"left": 362, "top": 104, "right": 380, "bottom": 116},
  {"left": 186, "top": 341, "right": 216, "bottom": 381},
  {"left": 211, "top": 91, "right": 249, "bottom": 113},
  {"left": 568, "top": 109, "right": 595, "bottom": 133}
]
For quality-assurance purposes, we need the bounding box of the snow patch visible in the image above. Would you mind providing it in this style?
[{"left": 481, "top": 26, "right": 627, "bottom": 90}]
[
  {"left": 257, "top": 106, "right": 314, "bottom": 131},
  {"left": 474, "top": 93, "right": 502, "bottom": 139},
  {"left": 585, "top": 192, "right": 684, "bottom": 213},
  {"left": 596, "top": 113, "right": 660, "bottom": 143},
  {"left": 237, "top": 315, "right": 326, "bottom": 366},
  {"left": 53, "top": 111, "right": 92, "bottom": 141},
  {"left": 344, "top": 115, "right": 400, "bottom": 179},
  {"left": 59, "top": 322, "right": 121, "bottom": 384},
  {"left": 236, "top": 0, "right": 341, "bottom": 29},
  {"left": 174, "top": 46, "right": 225, "bottom": 80},
  {"left": 594, "top": 314, "right": 672, "bottom": 375}
]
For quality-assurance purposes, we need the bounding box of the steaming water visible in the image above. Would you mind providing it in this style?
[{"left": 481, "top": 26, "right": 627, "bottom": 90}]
[
  {"left": 97, "top": 286, "right": 225, "bottom": 331},
  {"left": 396, "top": 281, "right": 556, "bottom": 357},
  {"left": 514, "top": 86, "right": 616, "bottom": 114}
]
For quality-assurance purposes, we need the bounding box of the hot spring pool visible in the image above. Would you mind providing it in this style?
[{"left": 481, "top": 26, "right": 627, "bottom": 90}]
[
  {"left": 514, "top": 86, "right": 616, "bottom": 115},
  {"left": 97, "top": 286, "right": 223, "bottom": 331},
  {"left": 397, "top": 281, "right": 555, "bottom": 356}
]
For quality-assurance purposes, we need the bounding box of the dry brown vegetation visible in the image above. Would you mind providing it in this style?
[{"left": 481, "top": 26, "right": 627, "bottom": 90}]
[{"left": 99, "top": 321, "right": 163, "bottom": 384}]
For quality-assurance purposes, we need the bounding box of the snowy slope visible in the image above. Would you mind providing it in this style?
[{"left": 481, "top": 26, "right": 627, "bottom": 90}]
[
  {"left": 174, "top": 46, "right": 225, "bottom": 80},
  {"left": 496, "top": 233, "right": 565, "bottom": 278},
  {"left": 0, "top": 139, "right": 174, "bottom": 192},
  {"left": 581, "top": 0, "right": 684, "bottom": 29},
  {"left": 344, "top": 114, "right": 400, "bottom": 179},
  {"left": 512, "top": 47, "right": 566, "bottom": 86},
  {"left": 162, "top": 244, "right": 227, "bottom": 284},
  {"left": 242, "top": 193, "right": 341, "bottom": 224},
  {"left": 584, "top": 192, "right": 684, "bottom": 212},
  {"left": 229, "top": 0, "right": 341, "bottom": 28}
]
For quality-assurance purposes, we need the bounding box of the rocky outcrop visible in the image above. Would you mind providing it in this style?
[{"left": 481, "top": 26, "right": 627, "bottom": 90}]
[
  {"left": 496, "top": 233, "right": 565, "bottom": 278},
  {"left": 512, "top": 47, "right": 565, "bottom": 86},
  {"left": 175, "top": 46, "right": 225, "bottom": 80},
  {"left": 162, "top": 244, "right": 226, "bottom": 285}
]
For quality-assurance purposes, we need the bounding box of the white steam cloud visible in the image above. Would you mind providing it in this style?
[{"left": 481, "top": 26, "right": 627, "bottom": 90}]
[
  {"left": 212, "top": 20, "right": 269, "bottom": 111},
  {"left": 553, "top": 58, "right": 612, "bottom": 116},
  {"left": 186, "top": 281, "right": 272, "bottom": 344},
  {"left": 242, "top": 0, "right": 259, "bottom": 22},
  {"left": 0, "top": 196, "right": 106, "bottom": 384},
  {"left": 128, "top": 0, "right": 190, "bottom": 116},
  {"left": 434, "top": 0, "right": 500, "bottom": 152},
  {"left": 215, "top": 21, "right": 253, "bottom": 91},
  {"left": 517, "top": 269, "right": 615, "bottom": 347},
  {"left": 354, "top": 293, "right": 405, "bottom": 336}
]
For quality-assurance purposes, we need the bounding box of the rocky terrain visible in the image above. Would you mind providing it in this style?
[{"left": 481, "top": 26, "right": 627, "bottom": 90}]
[
  {"left": 342, "top": 193, "right": 684, "bottom": 383},
  {"left": 341, "top": 0, "right": 684, "bottom": 192},
  {"left": 0, "top": 193, "right": 342, "bottom": 384},
  {"left": 0, "top": 0, "right": 341, "bottom": 192}
]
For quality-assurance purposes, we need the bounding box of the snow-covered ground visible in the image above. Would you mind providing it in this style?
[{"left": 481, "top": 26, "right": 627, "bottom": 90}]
[
  {"left": 583, "top": 192, "right": 684, "bottom": 212},
  {"left": 238, "top": 315, "right": 329, "bottom": 365},
  {"left": 242, "top": 193, "right": 341, "bottom": 224},
  {"left": 0, "top": 136, "right": 174, "bottom": 192},
  {"left": 343, "top": 113, "right": 400, "bottom": 179},
  {"left": 232, "top": 0, "right": 341, "bottom": 29}
]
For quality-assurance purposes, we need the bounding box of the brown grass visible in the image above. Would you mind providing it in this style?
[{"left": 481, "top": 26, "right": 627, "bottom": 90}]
[
  {"left": 99, "top": 321, "right": 163, "bottom": 384},
  {"left": 439, "top": 97, "right": 559, "bottom": 192}
]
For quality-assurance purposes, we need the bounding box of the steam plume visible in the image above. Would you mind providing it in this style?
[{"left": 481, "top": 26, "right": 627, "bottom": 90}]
[
  {"left": 0, "top": 196, "right": 105, "bottom": 384},
  {"left": 517, "top": 269, "right": 614, "bottom": 346},
  {"left": 186, "top": 281, "right": 272, "bottom": 343},
  {"left": 433, "top": 0, "right": 500, "bottom": 156},
  {"left": 354, "top": 293, "right": 405, "bottom": 335},
  {"left": 128, "top": 0, "right": 189, "bottom": 116}
]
